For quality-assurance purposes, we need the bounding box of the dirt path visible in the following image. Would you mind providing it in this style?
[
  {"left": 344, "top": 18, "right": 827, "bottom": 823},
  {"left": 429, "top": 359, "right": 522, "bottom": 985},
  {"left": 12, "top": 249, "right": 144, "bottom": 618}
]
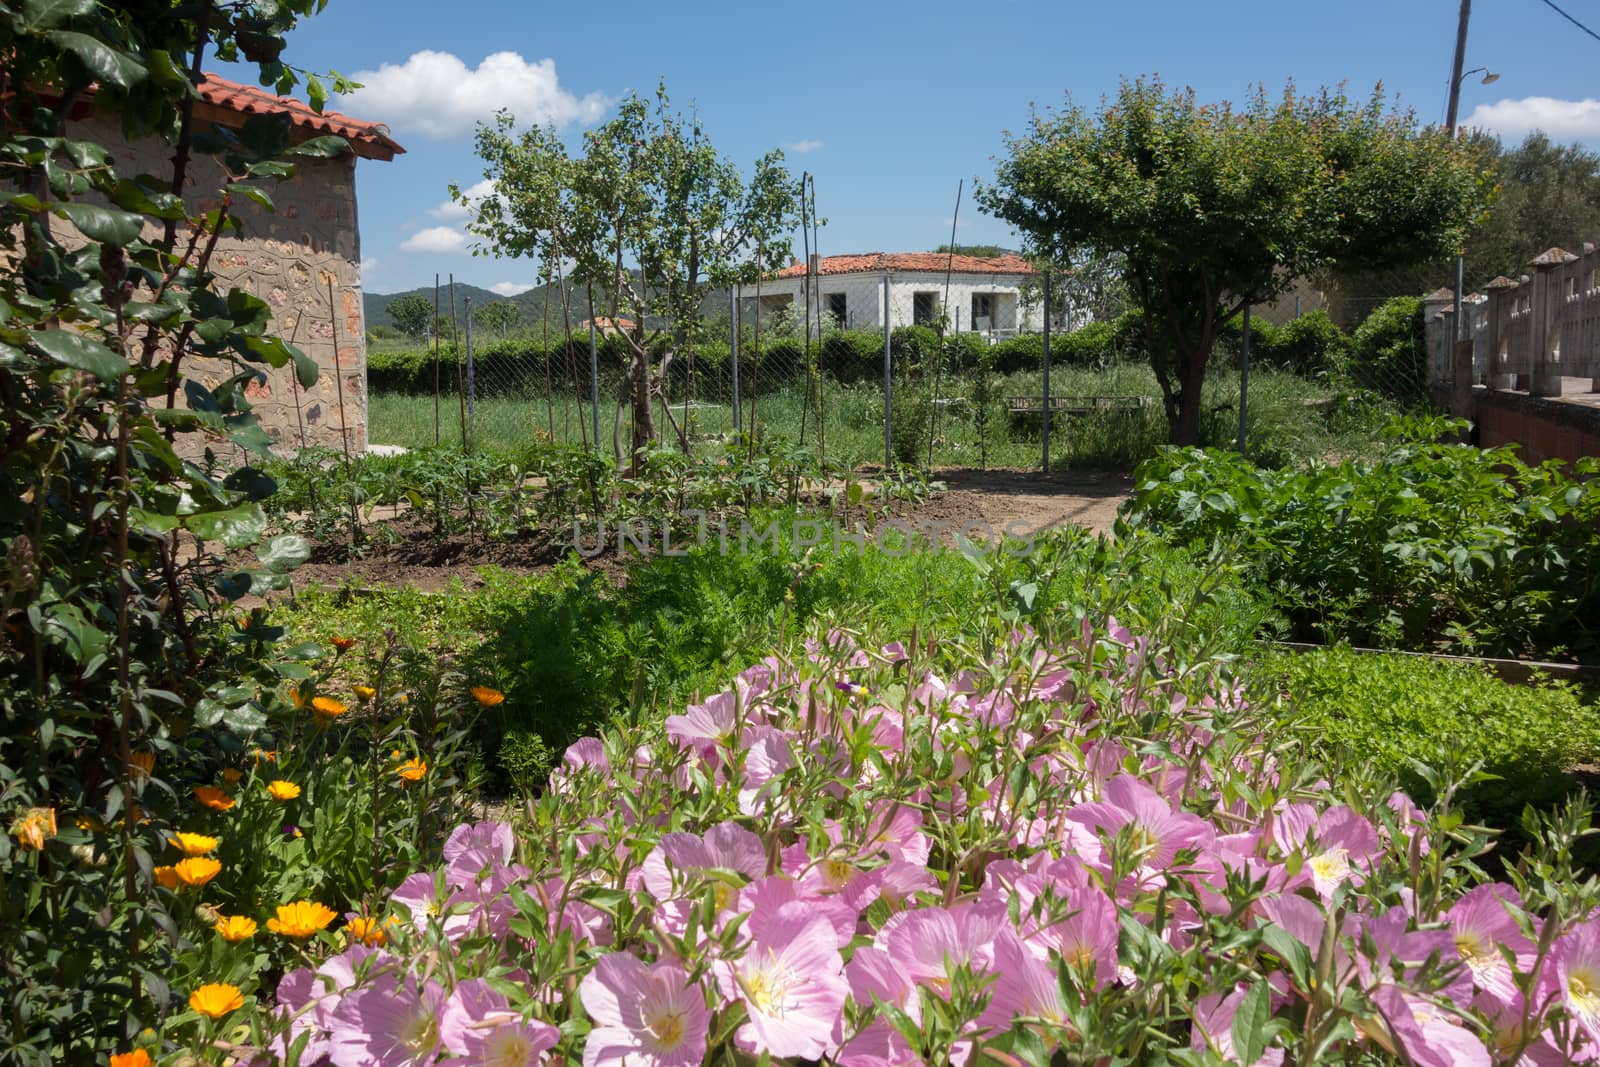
[{"left": 267, "top": 468, "right": 1133, "bottom": 595}]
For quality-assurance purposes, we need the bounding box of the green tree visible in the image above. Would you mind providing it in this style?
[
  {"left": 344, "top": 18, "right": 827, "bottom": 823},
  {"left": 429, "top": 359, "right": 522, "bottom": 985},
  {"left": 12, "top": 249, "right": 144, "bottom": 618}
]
[
  {"left": 979, "top": 79, "right": 1492, "bottom": 443},
  {"left": 1, "top": 0, "right": 346, "bottom": 1051},
  {"left": 460, "top": 84, "right": 799, "bottom": 459},
  {"left": 475, "top": 299, "right": 522, "bottom": 338},
  {"left": 387, "top": 293, "right": 435, "bottom": 338}
]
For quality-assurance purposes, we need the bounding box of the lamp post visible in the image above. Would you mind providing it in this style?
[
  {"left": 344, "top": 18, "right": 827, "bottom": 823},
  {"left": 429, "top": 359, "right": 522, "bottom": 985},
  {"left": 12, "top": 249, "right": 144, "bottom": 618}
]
[{"left": 1444, "top": 0, "right": 1498, "bottom": 352}]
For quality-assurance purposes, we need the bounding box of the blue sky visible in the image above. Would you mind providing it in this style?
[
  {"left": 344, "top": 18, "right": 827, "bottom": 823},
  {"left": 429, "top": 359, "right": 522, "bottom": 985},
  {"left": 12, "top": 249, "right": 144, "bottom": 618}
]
[{"left": 239, "top": 0, "right": 1600, "bottom": 296}]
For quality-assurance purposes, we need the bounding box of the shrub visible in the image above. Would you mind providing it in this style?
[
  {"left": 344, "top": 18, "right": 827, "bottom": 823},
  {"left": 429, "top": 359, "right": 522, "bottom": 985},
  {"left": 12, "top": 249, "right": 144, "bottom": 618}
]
[
  {"left": 1255, "top": 646, "right": 1600, "bottom": 828},
  {"left": 1347, "top": 296, "right": 1428, "bottom": 404}
]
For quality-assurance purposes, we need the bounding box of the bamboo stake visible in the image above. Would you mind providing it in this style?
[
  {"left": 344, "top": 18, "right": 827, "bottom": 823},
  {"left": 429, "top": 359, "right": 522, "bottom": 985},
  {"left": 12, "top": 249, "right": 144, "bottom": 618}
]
[
  {"left": 326, "top": 273, "right": 360, "bottom": 548},
  {"left": 928, "top": 180, "right": 962, "bottom": 471}
]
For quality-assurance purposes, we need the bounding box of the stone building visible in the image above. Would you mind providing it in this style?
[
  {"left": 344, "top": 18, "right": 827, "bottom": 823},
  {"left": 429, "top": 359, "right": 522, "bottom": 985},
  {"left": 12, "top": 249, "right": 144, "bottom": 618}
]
[
  {"left": 69, "top": 73, "right": 402, "bottom": 453},
  {"left": 744, "top": 252, "right": 1044, "bottom": 338}
]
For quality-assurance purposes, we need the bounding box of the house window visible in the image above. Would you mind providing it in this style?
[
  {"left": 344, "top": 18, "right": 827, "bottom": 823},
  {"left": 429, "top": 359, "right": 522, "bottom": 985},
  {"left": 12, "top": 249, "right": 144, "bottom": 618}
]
[
  {"left": 913, "top": 292, "right": 937, "bottom": 326},
  {"left": 826, "top": 293, "right": 847, "bottom": 326},
  {"left": 971, "top": 293, "right": 994, "bottom": 330}
]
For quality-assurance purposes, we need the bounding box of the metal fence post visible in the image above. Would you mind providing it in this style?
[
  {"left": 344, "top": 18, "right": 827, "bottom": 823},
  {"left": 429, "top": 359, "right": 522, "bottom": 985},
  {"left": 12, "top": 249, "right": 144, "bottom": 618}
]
[
  {"left": 589, "top": 320, "right": 601, "bottom": 455},
  {"left": 883, "top": 271, "right": 892, "bottom": 469},
  {"left": 1237, "top": 304, "right": 1251, "bottom": 454},
  {"left": 731, "top": 287, "right": 741, "bottom": 432},
  {"left": 464, "top": 297, "right": 475, "bottom": 451},
  {"left": 1042, "top": 271, "right": 1051, "bottom": 474}
]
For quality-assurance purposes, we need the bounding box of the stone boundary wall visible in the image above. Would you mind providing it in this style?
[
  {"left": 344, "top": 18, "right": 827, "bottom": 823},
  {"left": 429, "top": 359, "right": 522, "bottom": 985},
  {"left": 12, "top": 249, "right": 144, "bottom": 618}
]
[{"left": 1472, "top": 387, "right": 1600, "bottom": 468}]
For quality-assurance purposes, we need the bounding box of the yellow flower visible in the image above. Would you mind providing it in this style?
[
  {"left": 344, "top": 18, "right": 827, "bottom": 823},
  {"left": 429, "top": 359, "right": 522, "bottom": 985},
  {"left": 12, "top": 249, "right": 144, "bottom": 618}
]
[
  {"left": 153, "top": 865, "right": 180, "bottom": 890},
  {"left": 266, "top": 780, "right": 301, "bottom": 801},
  {"left": 311, "top": 695, "right": 348, "bottom": 719},
  {"left": 127, "top": 750, "right": 155, "bottom": 781},
  {"left": 220, "top": 768, "right": 242, "bottom": 785},
  {"left": 193, "top": 785, "right": 234, "bottom": 811},
  {"left": 189, "top": 982, "right": 244, "bottom": 1019},
  {"left": 344, "top": 915, "right": 387, "bottom": 946},
  {"left": 250, "top": 748, "right": 278, "bottom": 765},
  {"left": 289, "top": 684, "right": 311, "bottom": 710},
  {"left": 175, "top": 856, "right": 221, "bottom": 888},
  {"left": 267, "top": 900, "right": 338, "bottom": 938},
  {"left": 353, "top": 685, "right": 377, "bottom": 701},
  {"left": 396, "top": 758, "right": 428, "bottom": 783},
  {"left": 168, "top": 831, "right": 219, "bottom": 856},
  {"left": 110, "top": 1051, "right": 153, "bottom": 1067},
  {"left": 214, "top": 915, "right": 258, "bottom": 942},
  {"left": 10, "top": 807, "right": 56, "bottom": 851},
  {"left": 331, "top": 636, "right": 356, "bottom": 652},
  {"left": 470, "top": 686, "right": 505, "bottom": 707}
]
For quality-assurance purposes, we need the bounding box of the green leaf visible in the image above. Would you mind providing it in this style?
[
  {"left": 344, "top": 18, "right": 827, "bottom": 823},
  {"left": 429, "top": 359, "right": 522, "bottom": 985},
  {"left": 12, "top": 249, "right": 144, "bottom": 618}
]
[
  {"left": 40, "top": 600, "right": 109, "bottom": 667},
  {"left": 226, "top": 183, "right": 275, "bottom": 213},
  {"left": 56, "top": 202, "right": 145, "bottom": 246},
  {"left": 1230, "top": 981, "right": 1272, "bottom": 1066},
  {"left": 257, "top": 534, "right": 310, "bottom": 574},
  {"left": 47, "top": 31, "right": 146, "bottom": 89},
  {"left": 194, "top": 697, "right": 268, "bottom": 734},
  {"left": 287, "top": 136, "right": 351, "bottom": 159},
  {"left": 185, "top": 503, "right": 266, "bottom": 548},
  {"left": 24, "top": 0, "right": 94, "bottom": 30},
  {"left": 305, "top": 74, "right": 328, "bottom": 113},
  {"left": 291, "top": 345, "right": 319, "bottom": 389},
  {"left": 31, "top": 329, "right": 128, "bottom": 379}
]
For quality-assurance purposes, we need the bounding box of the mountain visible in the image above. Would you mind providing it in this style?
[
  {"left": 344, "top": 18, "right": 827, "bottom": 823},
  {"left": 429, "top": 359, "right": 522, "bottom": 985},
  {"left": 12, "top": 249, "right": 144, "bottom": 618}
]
[{"left": 364, "top": 276, "right": 730, "bottom": 337}]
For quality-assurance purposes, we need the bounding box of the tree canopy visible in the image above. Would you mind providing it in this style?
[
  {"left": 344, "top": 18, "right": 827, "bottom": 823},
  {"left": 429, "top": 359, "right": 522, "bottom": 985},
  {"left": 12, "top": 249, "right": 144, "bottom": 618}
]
[
  {"left": 459, "top": 85, "right": 799, "bottom": 458},
  {"left": 386, "top": 293, "right": 435, "bottom": 338},
  {"left": 979, "top": 78, "right": 1494, "bottom": 443}
]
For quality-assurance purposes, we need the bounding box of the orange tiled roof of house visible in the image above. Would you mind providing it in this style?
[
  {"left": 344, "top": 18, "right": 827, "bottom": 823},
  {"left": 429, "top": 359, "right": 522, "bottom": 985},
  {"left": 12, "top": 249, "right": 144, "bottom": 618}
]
[
  {"left": 195, "top": 73, "right": 404, "bottom": 161},
  {"left": 774, "top": 252, "right": 1033, "bottom": 279},
  {"left": 580, "top": 316, "right": 637, "bottom": 331}
]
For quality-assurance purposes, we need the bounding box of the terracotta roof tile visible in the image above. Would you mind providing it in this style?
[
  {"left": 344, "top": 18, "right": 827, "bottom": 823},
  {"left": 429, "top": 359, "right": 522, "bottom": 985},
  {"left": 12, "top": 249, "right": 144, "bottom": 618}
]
[
  {"left": 1530, "top": 247, "right": 1578, "bottom": 266},
  {"left": 774, "top": 252, "right": 1034, "bottom": 279},
  {"left": 196, "top": 73, "right": 403, "bottom": 161}
]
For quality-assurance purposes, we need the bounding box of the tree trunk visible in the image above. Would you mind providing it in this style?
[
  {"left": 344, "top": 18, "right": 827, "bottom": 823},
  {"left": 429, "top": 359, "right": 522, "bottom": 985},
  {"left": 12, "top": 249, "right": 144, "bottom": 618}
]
[
  {"left": 630, "top": 349, "right": 653, "bottom": 459},
  {"left": 1166, "top": 342, "right": 1213, "bottom": 446}
]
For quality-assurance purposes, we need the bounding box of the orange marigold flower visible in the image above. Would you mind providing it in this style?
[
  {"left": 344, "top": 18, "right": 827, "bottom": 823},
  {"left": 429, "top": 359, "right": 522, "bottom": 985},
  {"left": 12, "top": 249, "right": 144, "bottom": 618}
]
[
  {"left": 153, "top": 865, "right": 180, "bottom": 890},
  {"left": 193, "top": 785, "right": 234, "bottom": 811},
  {"left": 353, "top": 684, "right": 377, "bottom": 701},
  {"left": 127, "top": 750, "right": 155, "bottom": 781},
  {"left": 110, "top": 1050, "right": 153, "bottom": 1067},
  {"left": 396, "top": 757, "right": 428, "bottom": 783},
  {"left": 175, "top": 856, "right": 221, "bottom": 888},
  {"left": 344, "top": 915, "right": 387, "bottom": 946},
  {"left": 10, "top": 807, "right": 56, "bottom": 851},
  {"left": 214, "top": 915, "right": 257, "bottom": 942},
  {"left": 331, "top": 636, "right": 356, "bottom": 652},
  {"left": 266, "top": 780, "right": 301, "bottom": 801},
  {"left": 220, "top": 768, "right": 243, "bottom": 785},
  {"left": 469, "top": 686, "right": 505, "bottom": 707},
  {"left": 250, "top": 748, "right": 278, "bottom": 765},
  {"left": 189, "top": 982, "right": 244, "bottom": 1019},
  {"left": 289, "top": 684, "right": 311, "bottom": 710},
  {"left": 168, "top": 831, "right": 218, "bottom": 856},
  {"left": 311, "top": 695, "right": 348, "bottom": 719},
  {"left": 267, "top": 900, "right": 338, "bottom": 938}
]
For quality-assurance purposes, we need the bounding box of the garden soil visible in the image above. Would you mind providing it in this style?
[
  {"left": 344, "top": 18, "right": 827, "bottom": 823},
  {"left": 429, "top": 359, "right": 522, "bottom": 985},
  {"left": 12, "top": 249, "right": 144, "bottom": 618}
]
[{"left": 255, "top": 467, "right": 1133, "bottom": 597}]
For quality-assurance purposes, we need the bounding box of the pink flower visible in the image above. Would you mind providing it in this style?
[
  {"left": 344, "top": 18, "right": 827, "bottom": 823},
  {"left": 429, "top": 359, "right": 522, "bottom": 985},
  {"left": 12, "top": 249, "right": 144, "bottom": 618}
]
[
  {"left": 1370, "top": 985, "right": 1490, "bottom": 1067},
  {"left": 717, "top": 904, "right": 848, "bottom": 1060},
  {"left": 326, "top": 973, "right": 446, "bottom": 1067},
  {"left": 579, "top": 952, "right": 709, "bottom": 1067},
  {"left": 273, "top": 945, "right": 389, "bottom": 1063},
  {"left": 1553, "top": 919, "right": 1600, "bottom": 1048},
  {"left": 439, "top": 978, "right": 558, "bottom": 1066},
  {"left": 666, "top": 691, "right": 738, "bottom": 761},
  {"left": 1448, "top": 884, "right": 1534, "bottom": 1004},
  {"left": 880, "top": 903, "right": 1005, "bottom": 998},
  {"left": 978, "top": 930, "right": 1068, "bottom": 1040},
  {"left": 1035, "top": 886, "right": 1120, "bottom": 990},
  {"left": 1067, "top": 774, "right": 1212, "bottom": 871},
  {"left": 442, "top": 821, "right": 514, "bottom": 885},
  {"left": 838, "top": 946, "right": 923, "bottom": 1067},
  {"left": 641, "top": 821, "right": 767, "bottom": 903}
]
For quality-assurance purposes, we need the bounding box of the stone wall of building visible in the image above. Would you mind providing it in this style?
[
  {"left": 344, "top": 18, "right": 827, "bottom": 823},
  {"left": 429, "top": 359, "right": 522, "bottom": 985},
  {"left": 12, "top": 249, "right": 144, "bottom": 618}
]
[
  {"left": 69, "top": 112, "right": 369, "bottom": 454},
  {"left": 740, "top": 271, "right": 1043, "bottom": 336}
]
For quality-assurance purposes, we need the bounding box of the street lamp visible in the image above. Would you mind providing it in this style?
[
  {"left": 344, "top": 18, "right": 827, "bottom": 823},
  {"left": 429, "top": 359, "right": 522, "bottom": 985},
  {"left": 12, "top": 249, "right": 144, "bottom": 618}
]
[
  {"left": 1461, "top": 67, "right": 1500, "bottom": 88},
  {"left": 1443, "top": 0, "right": 1497, "bottom": 359}
]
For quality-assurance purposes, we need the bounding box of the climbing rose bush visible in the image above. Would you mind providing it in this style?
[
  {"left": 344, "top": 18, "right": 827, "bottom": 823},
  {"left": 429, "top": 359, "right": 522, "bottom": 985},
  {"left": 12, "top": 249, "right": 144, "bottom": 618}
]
[{"left": 261, "top": 624, "right": 1599, "bottom": 1065}]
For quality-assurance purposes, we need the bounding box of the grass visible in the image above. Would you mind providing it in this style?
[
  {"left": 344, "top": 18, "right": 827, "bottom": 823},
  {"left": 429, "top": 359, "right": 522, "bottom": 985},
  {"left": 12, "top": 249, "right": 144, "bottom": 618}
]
[{"left": 369, "top": 363, "right": 1395, "bottom": 471}]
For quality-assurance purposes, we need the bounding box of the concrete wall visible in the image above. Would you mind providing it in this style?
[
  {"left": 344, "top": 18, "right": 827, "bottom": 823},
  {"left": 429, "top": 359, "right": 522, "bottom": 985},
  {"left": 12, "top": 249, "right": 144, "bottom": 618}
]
[
  {"left": 69, "top": 112, "right": 368, "bottom": 453},
  {"left": 740, "top": 271, "right": 1042, "bottom": 336},
  {"left": 1473, "top": 388, "right": 1600, "bottom": 467}
]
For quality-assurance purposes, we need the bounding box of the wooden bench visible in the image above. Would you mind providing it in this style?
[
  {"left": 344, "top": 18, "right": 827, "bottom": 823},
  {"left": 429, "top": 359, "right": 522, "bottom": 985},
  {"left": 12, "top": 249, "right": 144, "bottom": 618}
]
[{"left": 1006, "top": 394, "right": 1155, "bottom": 419}]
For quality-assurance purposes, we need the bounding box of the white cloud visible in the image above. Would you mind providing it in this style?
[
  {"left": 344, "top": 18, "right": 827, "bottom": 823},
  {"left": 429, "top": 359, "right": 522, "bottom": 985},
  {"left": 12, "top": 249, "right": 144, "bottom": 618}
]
[
  {"left": 399, "top": 226, "right": 469, "bottom": 254},
  {"left": 340, "top": 51, "right": 610, "bottom": 140},
  {"left": 786, "top": 138, "right": 824, "bottom": 153},
  {"left": 359, "top": 256, "right": 380, "bottom": 275},
  {"left": 490, "top": 281, "right": 536, "bottom": 297},
  {"left": 432, "top": 179, "right": 496, "bottom": 221},
  {"left": 1464, "top": 97, "right": 1600, "bottom": 141}
]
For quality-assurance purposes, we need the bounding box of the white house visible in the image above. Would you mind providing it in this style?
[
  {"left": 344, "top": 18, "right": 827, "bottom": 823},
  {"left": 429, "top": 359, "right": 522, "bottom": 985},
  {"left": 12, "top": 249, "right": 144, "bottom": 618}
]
[{"left": 737, "top": 252, "right": 1045, "bottom": 338}]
